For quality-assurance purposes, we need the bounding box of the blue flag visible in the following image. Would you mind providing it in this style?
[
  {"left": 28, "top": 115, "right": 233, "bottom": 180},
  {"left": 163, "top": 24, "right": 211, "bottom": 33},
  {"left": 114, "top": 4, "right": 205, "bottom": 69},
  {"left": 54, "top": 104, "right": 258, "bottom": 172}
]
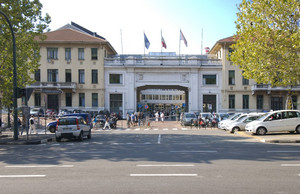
[{"left": 144, "top": 33, "right": 150, "bottom": 49}]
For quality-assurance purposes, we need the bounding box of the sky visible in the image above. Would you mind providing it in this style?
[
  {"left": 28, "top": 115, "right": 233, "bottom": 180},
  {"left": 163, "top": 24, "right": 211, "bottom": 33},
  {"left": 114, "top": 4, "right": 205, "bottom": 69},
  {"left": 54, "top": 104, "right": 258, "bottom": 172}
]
[{"left": 39, "top": 0, "right": 242, "bottom": 55}]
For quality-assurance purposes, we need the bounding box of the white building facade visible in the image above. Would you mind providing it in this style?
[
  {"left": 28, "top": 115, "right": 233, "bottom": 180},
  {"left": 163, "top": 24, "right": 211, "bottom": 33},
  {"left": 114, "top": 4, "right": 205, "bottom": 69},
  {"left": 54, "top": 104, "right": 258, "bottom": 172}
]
[{"left": 104, "top": 54, "right": 223, "bottom": 118}]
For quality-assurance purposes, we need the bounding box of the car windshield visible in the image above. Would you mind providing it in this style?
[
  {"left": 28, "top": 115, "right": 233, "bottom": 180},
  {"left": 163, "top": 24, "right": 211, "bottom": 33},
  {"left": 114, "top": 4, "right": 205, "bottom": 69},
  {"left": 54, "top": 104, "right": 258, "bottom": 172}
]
[
  {"left": 256, "top": 113, "right": 269, "bottom": 121},
  {"left": 237, "top": 115, "right": 248, "bottom": 122},
  {"left": 185, "top": 114, "right": 195, "bottom": 118},
  {"left": 59, "top": 118, "right": 77, "bottom": 125}
]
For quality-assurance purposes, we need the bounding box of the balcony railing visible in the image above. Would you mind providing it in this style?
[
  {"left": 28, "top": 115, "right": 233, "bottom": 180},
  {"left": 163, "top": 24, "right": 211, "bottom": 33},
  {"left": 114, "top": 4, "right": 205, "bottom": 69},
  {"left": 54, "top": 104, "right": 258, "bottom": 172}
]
[
  {"left": 252, "top": 84, "right": 300, "bottom": 94},
  {"left": 105, "top": 55, "right": 222, "bottom": 67},
  {"left": 27, "top": 82, "right": 77, "bottom": 92}
]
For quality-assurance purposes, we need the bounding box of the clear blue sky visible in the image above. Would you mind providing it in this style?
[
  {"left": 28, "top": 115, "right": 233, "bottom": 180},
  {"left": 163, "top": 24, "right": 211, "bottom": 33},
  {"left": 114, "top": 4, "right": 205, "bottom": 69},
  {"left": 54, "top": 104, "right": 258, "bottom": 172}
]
[{"left": 40, "top": 0, "right": 242, "bottom": 55}]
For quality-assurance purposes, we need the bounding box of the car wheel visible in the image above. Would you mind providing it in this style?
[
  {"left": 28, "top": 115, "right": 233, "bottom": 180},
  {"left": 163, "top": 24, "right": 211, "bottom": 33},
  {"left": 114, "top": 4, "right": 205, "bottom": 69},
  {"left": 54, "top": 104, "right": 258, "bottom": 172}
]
[
  {"left": 232, "top": 127, "right": 239, "bottom": 133},
  {"left": 256, "top": 127, "right": 266, "bottom": 135},
  {"left": 78, "top": 132, "right": 84, "bottom": 141},
  {"left": 49, "top": 126, "right": 56, "bottom": 133},
  {"left": 87, "top": 130, "right": 92, "bottom": 139},
  {"left": 296, "top": 125, "right": 300, "bottom": 134},
  {"left": 56, "top": 137, "right": 61, "bottom": 142}
]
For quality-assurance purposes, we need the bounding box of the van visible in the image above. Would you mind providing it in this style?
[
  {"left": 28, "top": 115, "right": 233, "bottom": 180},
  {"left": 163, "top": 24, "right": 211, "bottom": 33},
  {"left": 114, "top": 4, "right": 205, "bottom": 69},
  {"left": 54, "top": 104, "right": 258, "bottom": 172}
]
[{"left": 245, "top": 110, "right": 300, "bottom": 135}]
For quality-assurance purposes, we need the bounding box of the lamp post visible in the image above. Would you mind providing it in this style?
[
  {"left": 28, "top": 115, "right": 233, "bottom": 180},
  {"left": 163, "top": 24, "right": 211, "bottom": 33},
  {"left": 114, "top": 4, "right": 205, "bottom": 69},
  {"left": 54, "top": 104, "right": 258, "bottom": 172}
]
[{"left": 0, "top": 10, "right": 18, "bottom": 140}]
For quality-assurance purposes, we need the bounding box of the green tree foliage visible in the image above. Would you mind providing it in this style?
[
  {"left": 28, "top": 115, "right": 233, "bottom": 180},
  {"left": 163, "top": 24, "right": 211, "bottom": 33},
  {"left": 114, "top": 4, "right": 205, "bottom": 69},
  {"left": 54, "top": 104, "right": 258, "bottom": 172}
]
[
  {"left": 0, "top": 0, "right": 50, "bottom": 107},
  {"left": 231, "top": 0, "right": 300, "bottom": 87}
]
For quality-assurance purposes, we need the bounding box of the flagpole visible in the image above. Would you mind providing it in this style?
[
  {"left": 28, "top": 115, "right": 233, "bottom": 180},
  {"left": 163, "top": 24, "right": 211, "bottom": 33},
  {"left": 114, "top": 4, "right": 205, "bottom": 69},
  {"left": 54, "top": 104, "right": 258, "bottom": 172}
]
[
  {"left": 179, "top": 29, "right": 181, "bottom": 65},
  {"left": 161, "top": 30, "right": 163, "bottom": 65},
  {"left": 143, "top": 31, "right": 145, "bottom": 57}
]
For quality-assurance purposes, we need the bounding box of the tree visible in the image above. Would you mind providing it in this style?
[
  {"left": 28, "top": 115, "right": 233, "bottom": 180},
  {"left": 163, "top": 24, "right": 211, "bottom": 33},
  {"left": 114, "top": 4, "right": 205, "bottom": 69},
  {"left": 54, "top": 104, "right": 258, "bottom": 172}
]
[
  {"left": 0, "top": 0, "right": 50, "bottom": 108},
  {"left": 231, "top": 0, "right": 300, "bottom": 87}
]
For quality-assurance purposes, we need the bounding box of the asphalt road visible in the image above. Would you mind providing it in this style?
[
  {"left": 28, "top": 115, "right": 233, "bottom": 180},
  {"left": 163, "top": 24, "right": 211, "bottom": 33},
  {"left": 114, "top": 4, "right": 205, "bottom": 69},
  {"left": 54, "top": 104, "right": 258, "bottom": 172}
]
[{"left": 1, "top": 125, "right": 300, "bottom": 194}]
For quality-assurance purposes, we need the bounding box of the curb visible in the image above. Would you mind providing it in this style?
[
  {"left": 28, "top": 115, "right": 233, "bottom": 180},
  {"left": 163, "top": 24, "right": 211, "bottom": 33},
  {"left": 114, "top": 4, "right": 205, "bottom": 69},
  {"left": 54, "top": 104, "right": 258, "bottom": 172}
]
[
  {"left": 0, "top": 137, "right": 54, "bottom": 145},
  {"left": 237, "top": 131, "right": 300, "bottom": 143}
]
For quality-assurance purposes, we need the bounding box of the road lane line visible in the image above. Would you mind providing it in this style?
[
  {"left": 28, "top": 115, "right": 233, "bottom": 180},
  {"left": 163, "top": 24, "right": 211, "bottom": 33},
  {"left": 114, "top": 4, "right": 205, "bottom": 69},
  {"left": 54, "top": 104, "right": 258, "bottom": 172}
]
[
  {"left": 136, "top": 164, "right": 195, "bottom": 167},
  {"left": 158, "top": 134, "right": 161, "bottom": 144},
  {"left": 163, "top": 128, "right": 168, "bottom": 131},
  {"left": 170, "top": 150, "right": 217, "bottom": 153},
  {"left": 5, "top": 165, "right": 73, "bottom": 168},
  {"left": 65, "top": 151, "right": 113, "bottom": 154},
  {"left": 130, "top": 174, "right": 198, "bottom": 177},
  {"left": 267, "top": 151, "right": 300, "bottom": 153},
  {"left": 172, "top": 128, "right": 178, "bottom": 130},
  {"left": 0, "top": 175, "right": 46, "bottom": 178},
  {"left": 281, "top": 164, "right": 300, "bottom": 167}
]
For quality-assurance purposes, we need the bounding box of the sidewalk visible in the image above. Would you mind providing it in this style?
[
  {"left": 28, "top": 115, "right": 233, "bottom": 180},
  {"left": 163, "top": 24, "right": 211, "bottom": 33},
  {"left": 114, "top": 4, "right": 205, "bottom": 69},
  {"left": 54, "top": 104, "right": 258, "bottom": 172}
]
[{"left": 0, "top": 131, "right": 54, "bottom": 145}]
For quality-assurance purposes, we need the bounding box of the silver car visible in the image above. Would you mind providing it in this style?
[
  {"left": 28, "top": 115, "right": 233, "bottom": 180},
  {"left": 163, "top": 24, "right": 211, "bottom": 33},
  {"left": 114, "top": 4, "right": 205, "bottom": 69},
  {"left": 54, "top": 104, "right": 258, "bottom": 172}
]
[
  {"left": 227, "top": 114, "right": 262, "bottom": 133},
  {"left": 55, "top": 116, "right": 91, "bottom": 142}
]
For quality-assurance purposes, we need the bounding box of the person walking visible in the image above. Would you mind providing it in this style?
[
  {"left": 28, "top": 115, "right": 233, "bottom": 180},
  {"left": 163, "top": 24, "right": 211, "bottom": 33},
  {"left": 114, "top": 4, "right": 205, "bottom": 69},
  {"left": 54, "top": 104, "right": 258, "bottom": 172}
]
[
  {"left": 29, "top": 115, "right": 37, "bottom": 134},
  {"left": 20, "top": 116, "right": 26, "bottom": 135},
  {"left": 155, "top": 111, "right": 159, "bottom": 122},
  {"left": 103, "top": 116, "right": 111, "bottom": 130},
  {"left": 161, "top": 112, "right": 165, "bottom": 123}
]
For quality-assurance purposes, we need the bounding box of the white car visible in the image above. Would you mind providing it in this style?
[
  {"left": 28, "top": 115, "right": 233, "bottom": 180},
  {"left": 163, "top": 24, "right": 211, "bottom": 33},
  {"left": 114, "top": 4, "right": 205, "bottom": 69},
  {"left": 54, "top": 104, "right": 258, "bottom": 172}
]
[
  {"left": 245, "top": 110, "right": 300, "bottom": 135},
  {"left": 218, "top": 113, "right": 243, "bottom": 129},
  {"left": 55, "top": 116, "right": 91, "bottom": 142},
  {"left": 227, "top": 114, "right": 263, "bottom": 133}
]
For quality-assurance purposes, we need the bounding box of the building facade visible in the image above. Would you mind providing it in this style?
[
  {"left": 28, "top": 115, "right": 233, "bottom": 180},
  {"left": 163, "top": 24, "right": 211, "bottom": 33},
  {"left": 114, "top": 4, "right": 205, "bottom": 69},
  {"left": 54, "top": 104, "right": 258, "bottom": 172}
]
[
  {"left": 27, "top": 22, "right": 117, "bottom": 114},
  {"left": 104, "top": 54, "right": 223, "bottom": 118},
  {"left": 210, "top": 36, "right": 300, "bottom": 112}
]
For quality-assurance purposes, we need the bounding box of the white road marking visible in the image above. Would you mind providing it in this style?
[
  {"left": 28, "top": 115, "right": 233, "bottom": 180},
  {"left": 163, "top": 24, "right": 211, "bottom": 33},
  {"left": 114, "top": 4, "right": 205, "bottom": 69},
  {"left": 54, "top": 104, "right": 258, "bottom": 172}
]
[
  {"left": 182, "top": 128, "right": 188, "bottom": 130},
  {"left": 267, "top": 151, "right": 300, "bottom": 153},
  {"left": 5, "top": 165, "right": 74, "bottom": 168},
  {"left": 0, "top": 175, "right": 46, "bottom": 178},
  {"left": 175, "top": 143, "right": 206, "bottom": 145},
  {"left": 281, "top": 164, "right": 300, "bottom": 167},
  {"left": 163, "top": 128, "right": 168, "bottom": 131},
  {"left": 135, "top": 128, "right": 140, "bottom": 131},
  {"left": 158, "top": 134, "right": 161, "bottom": 144},
  {"left": 136, "top": 164, "right": 195, "bottom": 167},
  {"left": 144, "top": 128, "right": 150, "bottom": 131},
  {"left": 130, "top": 174, "right": 198, "bottom": 177},
  {"left": 170, "top": 150, "right": 217, "bottom": 153},
  {"left": 65, "top": 151, "right": 113, "bottom": 154},
  {"left": 172, "top": 128, "right": 178, "bottom": 130}
]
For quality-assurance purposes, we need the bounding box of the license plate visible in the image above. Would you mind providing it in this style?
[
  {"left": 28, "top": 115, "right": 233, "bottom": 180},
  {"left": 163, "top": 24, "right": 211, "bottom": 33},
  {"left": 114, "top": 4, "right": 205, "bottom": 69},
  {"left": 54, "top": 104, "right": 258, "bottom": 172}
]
[{"left": 63, "top": 128, "right": 71, "bottom": 131}]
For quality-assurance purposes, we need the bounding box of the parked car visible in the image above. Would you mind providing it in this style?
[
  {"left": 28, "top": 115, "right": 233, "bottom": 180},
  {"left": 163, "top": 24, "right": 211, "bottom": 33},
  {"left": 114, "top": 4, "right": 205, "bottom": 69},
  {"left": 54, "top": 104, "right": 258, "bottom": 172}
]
[
  {"left": 181, "top": 112, "right": 197, "bottom": 126},
  {"left": 226, "top": 113, "right": 263, "bottom": 133},
  {"left": 245, "top": 110, "right": 300, "bottom": 135},
  {"left": 47, "top": 121, "right": 57, "bottom": 133},
  {"left": 218, "top": 113, "right": 243, "bottom": 129},
  {"left": 46, "top": 109, "right": 57, "bottom": 117},
  {"left": 55, "top": 116, "right": 91, "bottom": 141},
  {"left": 30, "top": 108, "right": 44, "bottom": 117}
]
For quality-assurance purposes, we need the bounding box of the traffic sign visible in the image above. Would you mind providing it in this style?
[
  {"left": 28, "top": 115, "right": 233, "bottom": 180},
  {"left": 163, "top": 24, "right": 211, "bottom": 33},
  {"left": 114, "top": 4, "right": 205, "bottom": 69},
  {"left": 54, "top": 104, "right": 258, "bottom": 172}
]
[{"left": 145, "top": 105, "right": 149, "bottom": 109}]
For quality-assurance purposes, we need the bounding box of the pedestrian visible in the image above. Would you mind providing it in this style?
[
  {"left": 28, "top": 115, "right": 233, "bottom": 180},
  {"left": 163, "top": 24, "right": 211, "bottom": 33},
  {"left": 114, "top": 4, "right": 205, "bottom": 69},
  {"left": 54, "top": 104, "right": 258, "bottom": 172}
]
[
  {"left": 29, "top": 115, "right": 37, "bottom": 134},
  {"left": 20, "top": 116, "right": 26, "bottom": 135},
  {"left": 155, "top": 111, "right": 159, "bottom": 122},
  {"left": 0, "top": 117, "right": 2, "bottom": 135},
  {"left": 93, "top": 116, "right": 97, "bottom": 128},
  {"left": 103, "top": 116, "right": 111, "bottom": 130},
  {"left": 127, "top": 113, "right": 131, "bottom": 128},
  {"left": 131, "top": 113, "right": 135, "bottom": 126},
  {"left": 161, "top": 112, "right": 165, "bottom": 123}
]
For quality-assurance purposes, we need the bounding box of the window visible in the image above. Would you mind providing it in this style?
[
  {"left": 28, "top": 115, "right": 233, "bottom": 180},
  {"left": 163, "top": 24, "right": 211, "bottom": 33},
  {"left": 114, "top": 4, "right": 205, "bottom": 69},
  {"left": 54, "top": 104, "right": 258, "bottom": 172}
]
[
  {"left": 229, "top": 95, "right": 235, "bottom": 109},
  {"left": 79, "top": 93, "right": 85, "bottom": 107},
  {"left": 65, "top": 93, "right": 72, "bottom": 107},
  {"left": 65, "top": 69, "right": 72, "bottom": 82},
  {"left": 47, "top": 69, "right": 58, "bottom": 82},
  {"left": 109, "top": 74, "right": 123, "bottom": 84},
  {"left": 78, "top": 69, "right": 85, "bottom": 84},
  {"left": 34, "top": 93, "right": 41, "bottom": 106},
  {"left": 257, "top": 95, "right": 263, "bottom": 109},
  {"left": 110, "top": 94, "right": 122, "bottom": 114},
  {"left": 92, "top": 70, "right": 98, "bottom": 84},
  {"left": 228, "top": 47, "right": 234, "bottom": 59},
  {"left": 242, "top": 72, "right": 249, "bottom": 85},
  {"left": 292, "top": 95, "right": 297, "bottom": 110},
  {"left": 91, "top": 48, "right": 98, "bottom": 60},
  {"left": 243, "top": 95, "right": 249, "bottom": 109},
  {"left": 65, "top": 48, "right": 71, "bottom": 60},
  {"left": 153, "top": 95, "right": 159, "bottom": 100},
  {"left": 34, "top": 69, "right": 40, "bottom": 82},
  {"left": 47, "top": 48, "right": 58, "bottom": 59},
  {"left": 203, "top": 75, "right": 216, "bottom": 85},
  {"left": 229, "top": 70, "right": 235, "bottom": 85},
  {"left": 78, "top": 48, "right": 84, "bottom": 60},
  {"left": 92, "top": 93, "right": 98, "bottom": 107}
]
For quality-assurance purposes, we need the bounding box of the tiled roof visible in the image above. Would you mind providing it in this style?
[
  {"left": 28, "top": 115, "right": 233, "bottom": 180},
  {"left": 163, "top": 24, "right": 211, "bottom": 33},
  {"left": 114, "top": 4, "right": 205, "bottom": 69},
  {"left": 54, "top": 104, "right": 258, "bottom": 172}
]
[
  {"left": 36, "top": 28, "right": 107, "bottom": 43},
  {"left": 217, "top": 36, "right": 236, "bottom": 43}
]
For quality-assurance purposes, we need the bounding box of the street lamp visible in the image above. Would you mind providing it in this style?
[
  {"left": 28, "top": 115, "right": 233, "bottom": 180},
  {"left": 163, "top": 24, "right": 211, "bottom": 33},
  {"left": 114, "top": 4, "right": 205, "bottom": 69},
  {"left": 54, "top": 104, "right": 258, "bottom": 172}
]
[{"left": 0, "top": 10, "right": 18, "bottom": 140}]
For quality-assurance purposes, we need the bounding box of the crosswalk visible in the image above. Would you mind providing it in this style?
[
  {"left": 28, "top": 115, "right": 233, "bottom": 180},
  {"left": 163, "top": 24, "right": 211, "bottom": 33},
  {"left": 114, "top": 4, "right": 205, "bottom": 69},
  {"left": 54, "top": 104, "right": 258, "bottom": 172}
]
[{"left": 94, "top": 127, "right": 217, "bottom": 132}]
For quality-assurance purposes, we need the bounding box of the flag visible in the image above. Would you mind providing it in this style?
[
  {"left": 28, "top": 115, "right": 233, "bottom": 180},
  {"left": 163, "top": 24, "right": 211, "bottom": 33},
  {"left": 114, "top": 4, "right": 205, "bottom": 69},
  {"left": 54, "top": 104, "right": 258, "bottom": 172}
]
[
  {"left": 180, "top": 29, "right": 188, "bottom": 47},
  {"left": 144, "top": 33, "right": 150, "bottom": 49},
  {"left": 161, "top": 36, "right": 167, "bottom": 49}
]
